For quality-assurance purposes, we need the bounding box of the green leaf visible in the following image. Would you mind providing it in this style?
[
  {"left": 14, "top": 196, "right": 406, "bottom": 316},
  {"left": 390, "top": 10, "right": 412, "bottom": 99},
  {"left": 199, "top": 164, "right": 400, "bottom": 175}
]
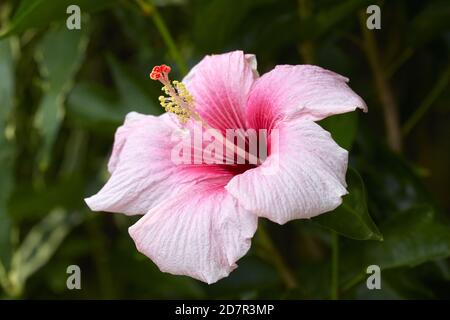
[
  {"left": 0, "top": 0, "right": 117, "bottom": 38},
  {"left": 319, "top": 112, "right": 359, "bottom": 150},
  {"left": 314, "top": 168, "right": 382, "bottom": 241},
  {"left": 0, "top": 38, "right": 16, "bottom": 268},
  {"left": 362, "top": 205, "right": 450, "bottom": 269},
  {"left": 342, "top": 205, "right": 450, "bottom": 290},
  {"left": 9, "top": 210, "right": 82, "bottom": 295},
  {"left": 33, "top": 25, "right": 88, "bottom": 170},
  {"left": 35, "top": 28, "right": 88, "bottom": 87}
]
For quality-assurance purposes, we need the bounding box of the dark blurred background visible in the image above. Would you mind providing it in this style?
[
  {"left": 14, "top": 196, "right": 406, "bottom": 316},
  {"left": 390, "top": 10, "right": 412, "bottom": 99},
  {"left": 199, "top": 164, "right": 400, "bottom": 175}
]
[{"left": 0, "top": 0, "right": 449, "bottom": 299}]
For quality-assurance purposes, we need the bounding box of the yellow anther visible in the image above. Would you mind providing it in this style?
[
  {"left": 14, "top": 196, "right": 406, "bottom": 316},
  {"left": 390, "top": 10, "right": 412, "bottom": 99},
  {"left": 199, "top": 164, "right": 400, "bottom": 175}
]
[{"left": 155, "top": 78, "right": 194, "bottom": 124}]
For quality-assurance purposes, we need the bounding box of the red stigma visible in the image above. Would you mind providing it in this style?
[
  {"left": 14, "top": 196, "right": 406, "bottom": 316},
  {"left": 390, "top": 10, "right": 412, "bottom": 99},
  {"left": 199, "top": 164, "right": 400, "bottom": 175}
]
[
  {"left": 161, "top": 64, "right": 171, "bottom": 73},
  {"left": 150, "top": 71, "right": 161, "bottom": 80},
  {"left": 149, "top": 64, "right": 171, "bottom": 81}
]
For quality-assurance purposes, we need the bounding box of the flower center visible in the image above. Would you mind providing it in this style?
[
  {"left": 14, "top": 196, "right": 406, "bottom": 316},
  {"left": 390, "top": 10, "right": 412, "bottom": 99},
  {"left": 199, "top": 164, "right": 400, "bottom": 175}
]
[
  {"left": 150, "top": 64, "right": 263, "bottom": 165},
  {"left": 150, "top": 64, "right": 197, "bottom": 124}
]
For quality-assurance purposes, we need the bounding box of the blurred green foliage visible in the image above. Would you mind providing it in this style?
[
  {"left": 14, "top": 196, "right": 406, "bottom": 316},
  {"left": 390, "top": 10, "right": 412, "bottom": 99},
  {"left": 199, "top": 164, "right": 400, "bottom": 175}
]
[{"left": 0, "top": 0, "right": 449, "bottom": 299}]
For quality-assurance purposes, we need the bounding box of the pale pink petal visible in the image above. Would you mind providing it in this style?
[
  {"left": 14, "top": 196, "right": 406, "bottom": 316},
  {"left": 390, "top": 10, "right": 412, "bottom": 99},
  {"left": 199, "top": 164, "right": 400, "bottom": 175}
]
[
  {"left": 183, "top": 51, "right": 258, "bottom": 133},
  {"left": 107, "top": 112, "right": 147, "bottom": 173},
  {"left": 85, "top": 112, "right": 233, "bottom": 215},
  {"left": 128, "top": 188, "right": 257, "bottom": 284},
  {"left": 246, "top": 65, "right": 367, "bottom": 130},
  {"left": 226, "top": 119, "right": 348, "bottom": 224}
]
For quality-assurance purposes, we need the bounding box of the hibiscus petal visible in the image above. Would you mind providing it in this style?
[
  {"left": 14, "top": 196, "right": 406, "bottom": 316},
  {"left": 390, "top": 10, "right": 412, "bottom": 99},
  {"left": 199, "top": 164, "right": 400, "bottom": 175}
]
[
  {"left": 128, "top": 188, "right": 257, "bottom": 284},
  {"left": 183, "top": 51, "right": 258, "bottom": 133},
  {"left": 246, "top": 65, "right": 367, "bottom": 129},
  {"left": 226, "top": 119, "right": 348, "bottom": 224},
  {"left": 85, "top": 112, "right": 232, "bottom": 215},
  {"left": 107, "top": 112, "right": 147, "bottom": 174}
]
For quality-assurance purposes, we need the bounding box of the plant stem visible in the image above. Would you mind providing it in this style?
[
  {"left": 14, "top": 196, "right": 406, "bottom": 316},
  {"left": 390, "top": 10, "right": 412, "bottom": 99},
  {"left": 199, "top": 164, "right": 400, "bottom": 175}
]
[
  {"left": 257, "top": 224, "right": 298, "bottom": 289},
  {"left": 402, "top": 66, "right": 450, "bottom": 136},
  {"left": 359, "top": 12, "right": 402, "bottom": 152},
  {"left": 136, "top": 0, "right": 189, "bottom": 76},
  {"left": 331, "top": 232, "right": 339, "bottom": 300}
]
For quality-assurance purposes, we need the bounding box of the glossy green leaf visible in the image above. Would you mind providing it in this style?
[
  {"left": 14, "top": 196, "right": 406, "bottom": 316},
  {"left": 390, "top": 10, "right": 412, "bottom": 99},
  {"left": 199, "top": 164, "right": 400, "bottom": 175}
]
[
  {"left": 314, "top": 167, "right": 382, "bottom": 241},
  {"left": 362, "top": 205, "right": 450, "bottom": 269},
  {"left": 342, "top": 205, "right": 450, "bottom": 290},
  {"left": 0, "top": 0, "right": 117, "bottom": 38}
]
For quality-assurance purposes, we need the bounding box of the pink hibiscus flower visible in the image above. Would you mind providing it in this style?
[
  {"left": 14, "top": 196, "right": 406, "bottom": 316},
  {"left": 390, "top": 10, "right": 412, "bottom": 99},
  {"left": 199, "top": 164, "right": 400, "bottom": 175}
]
[{"left": 85, "top": 51, "right": 367, "bottom": 284}]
